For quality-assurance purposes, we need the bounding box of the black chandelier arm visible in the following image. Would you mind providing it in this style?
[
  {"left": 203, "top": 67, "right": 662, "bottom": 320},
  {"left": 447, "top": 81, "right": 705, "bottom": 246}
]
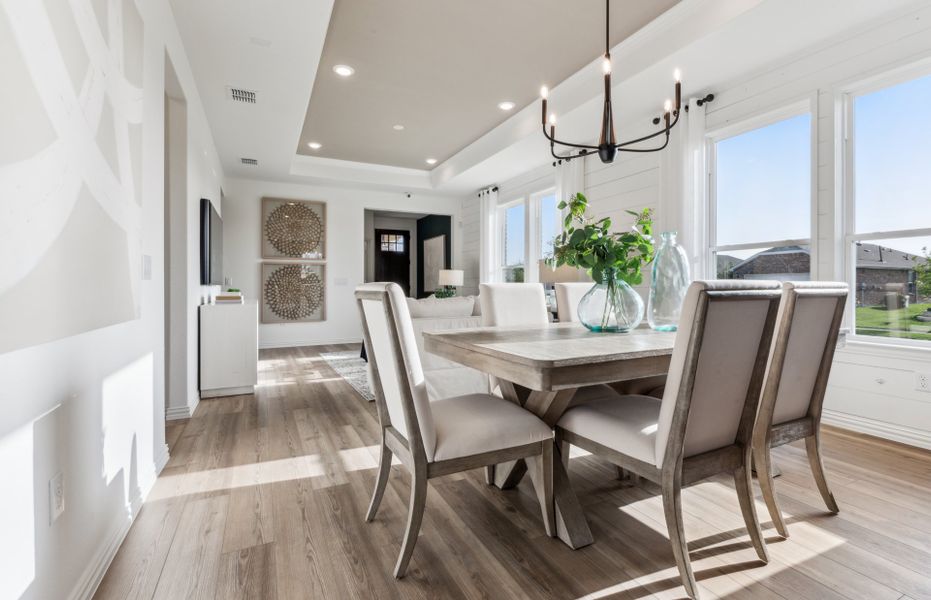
[
  {"left": 542, "top": 123, "right": 599, "bottom": 150},
  {"left": 614, "top": 110, "right": 680, "bottom": 149},
  {"left": 549, "top": 143, "right": 587, "bottom": 162},
  {"left": 616, "top": 132, "right": 670, "bottom": 153}
]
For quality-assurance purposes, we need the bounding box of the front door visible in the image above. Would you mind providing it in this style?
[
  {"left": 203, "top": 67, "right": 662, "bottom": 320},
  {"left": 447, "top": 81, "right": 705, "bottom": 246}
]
[{"left": 374, "top": 229, "right": 411, "bottom": 296}]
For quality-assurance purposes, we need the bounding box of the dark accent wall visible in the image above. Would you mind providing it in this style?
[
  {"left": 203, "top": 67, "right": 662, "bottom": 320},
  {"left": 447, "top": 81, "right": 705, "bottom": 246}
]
[{"left": 416, "top": 214, "right": 452, "bottom": 298}]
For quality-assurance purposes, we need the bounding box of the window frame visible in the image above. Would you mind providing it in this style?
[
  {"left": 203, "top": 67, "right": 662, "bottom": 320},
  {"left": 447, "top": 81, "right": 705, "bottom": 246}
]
[
  {"left": 705, "top": 98, "right": 817, "bottom": 281},
  {"left": 841, "top": 62, "right": 931, "bottom": 348},
  {"left": 494, "top": 187, "right": 558, "bottom": 283}
]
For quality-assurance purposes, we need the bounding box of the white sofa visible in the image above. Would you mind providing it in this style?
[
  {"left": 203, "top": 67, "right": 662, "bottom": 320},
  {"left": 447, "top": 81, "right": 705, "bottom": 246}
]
[{"left": 406, "top": 295, "right": 490, "bottom": 399}]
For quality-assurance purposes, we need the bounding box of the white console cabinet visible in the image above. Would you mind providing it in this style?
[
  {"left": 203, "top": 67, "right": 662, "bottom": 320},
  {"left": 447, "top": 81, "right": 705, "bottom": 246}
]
[{"left": 199, "top": 302, "right": 258, "bottom": 398}]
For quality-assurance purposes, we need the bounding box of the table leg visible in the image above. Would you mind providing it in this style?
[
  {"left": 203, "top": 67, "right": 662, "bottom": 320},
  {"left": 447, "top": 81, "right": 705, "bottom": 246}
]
[
  {"left": 553, "top": 441, "right": 594, "bottom": 548},
  {"left": 491, "top": 389, "right": 574, "bottom": 490}
]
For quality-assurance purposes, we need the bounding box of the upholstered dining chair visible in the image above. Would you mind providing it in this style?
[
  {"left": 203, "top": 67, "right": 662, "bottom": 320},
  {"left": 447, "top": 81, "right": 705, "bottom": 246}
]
[
  {"left": 752, "top": 281, "right": 848, "bottom": 538},
  {"left": 355, "top": 283, "right": 555, "bottom": 578},
  {"left": 555, "top": 280, "right": 782, "bottom": 600},
  {"left": 479, "top": 282, "right": 550, "bottom": 326},
  {"left": 554, "top": 282, "right": 592, "bottom": 323}
]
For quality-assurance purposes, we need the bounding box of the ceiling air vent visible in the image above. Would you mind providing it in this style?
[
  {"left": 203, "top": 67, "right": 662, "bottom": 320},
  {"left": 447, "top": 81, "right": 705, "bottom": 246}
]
[
  {"left": 227, "top": 87, "right": 257, "bottom": 104},
  {"left": 241, "top": 158, "right": 258, "bottom": 166}
]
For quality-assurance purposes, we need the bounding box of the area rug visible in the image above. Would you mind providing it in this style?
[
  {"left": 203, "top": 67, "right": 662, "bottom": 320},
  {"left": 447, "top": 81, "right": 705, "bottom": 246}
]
[{"left": 320, "top": 351, "right": 375, "bottom": 401}]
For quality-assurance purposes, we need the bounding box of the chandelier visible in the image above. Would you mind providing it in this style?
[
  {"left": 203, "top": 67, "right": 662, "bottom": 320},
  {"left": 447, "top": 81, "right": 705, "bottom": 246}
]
[{"left": 541, "top": 0, "right": 689, "bottom": 164}]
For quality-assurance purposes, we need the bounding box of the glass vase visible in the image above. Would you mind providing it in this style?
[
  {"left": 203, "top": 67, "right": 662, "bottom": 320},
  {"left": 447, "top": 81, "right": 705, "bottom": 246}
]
[
  {"left": 578, "top": 268, "right": 644, "bottom": 333},
  {"left": 648, "top": 231, "right": 691, "bottom": 331}
]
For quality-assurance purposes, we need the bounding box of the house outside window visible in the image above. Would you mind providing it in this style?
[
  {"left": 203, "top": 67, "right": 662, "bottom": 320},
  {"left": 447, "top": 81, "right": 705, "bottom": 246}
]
[{"left": 707, "top": 105, "right": 813, "bottom": 282}]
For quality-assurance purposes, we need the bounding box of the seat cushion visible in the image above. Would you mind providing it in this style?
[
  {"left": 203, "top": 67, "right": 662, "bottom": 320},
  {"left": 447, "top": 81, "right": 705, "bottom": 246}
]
[
  {"left": 557, "top": 394, "right": 662, "bottom": 467},
  {"left": 431, "top": 394, "right": 553, "bottom": 462}
]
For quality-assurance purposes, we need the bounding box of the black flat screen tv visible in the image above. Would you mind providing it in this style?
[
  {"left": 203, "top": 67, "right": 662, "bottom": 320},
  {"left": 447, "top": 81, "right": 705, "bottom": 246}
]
[{"left": 200, "top": 198, "right": 223, "bottom": 285}]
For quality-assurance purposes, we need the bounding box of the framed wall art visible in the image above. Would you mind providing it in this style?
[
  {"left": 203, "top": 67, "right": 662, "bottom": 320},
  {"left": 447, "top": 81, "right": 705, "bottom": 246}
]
[
  {"left": 261, "top": 262, "right": 326, "bottom": 323},
  {"left": 422, "top": 234, "right": 446, "bottom": 294},
  {"left": 262, "top": 197, "right": 326, "bottom": 260}
]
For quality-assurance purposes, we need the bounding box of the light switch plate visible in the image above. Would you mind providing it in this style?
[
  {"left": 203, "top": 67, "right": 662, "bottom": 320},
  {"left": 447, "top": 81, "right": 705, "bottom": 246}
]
[{"left": 50, "top": 472, "right": 64, "bottom": 523}]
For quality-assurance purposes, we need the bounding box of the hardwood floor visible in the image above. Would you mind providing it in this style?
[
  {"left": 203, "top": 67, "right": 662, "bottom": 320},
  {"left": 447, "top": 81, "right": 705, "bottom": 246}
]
[{"left": 95, "top": 344, "right": 931, "bottom": 600}]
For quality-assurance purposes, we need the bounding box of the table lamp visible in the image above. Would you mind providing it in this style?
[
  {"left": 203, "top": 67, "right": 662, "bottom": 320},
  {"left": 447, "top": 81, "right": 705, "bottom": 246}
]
[{"left": 436, "top": 269, "right": 464, "bottom": 298}]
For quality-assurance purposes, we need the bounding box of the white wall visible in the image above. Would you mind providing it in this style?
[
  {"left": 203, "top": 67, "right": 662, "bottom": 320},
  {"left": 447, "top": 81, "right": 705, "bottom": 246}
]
[
  {"left": 222, "top": 177, "right": 463, "bottom": 348},
  {"left": 0, "top": 1, "right": 223, "bottom": 598}
]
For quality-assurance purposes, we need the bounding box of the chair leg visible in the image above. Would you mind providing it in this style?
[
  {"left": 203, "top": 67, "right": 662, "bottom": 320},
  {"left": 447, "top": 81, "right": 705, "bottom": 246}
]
[
  {"left": 365, "top": 437, "right": 392, "bottom": 522},
  {"left": 394, "top": 466, "right": 428, "bottom": 578},
  {"left": 733, "top": 461, "right": 770, "bottom": 563},
  {"left": 661, "top": 476, "right": 701, "bottom": 600},
  {"left": 526, "top": 441, "right": 556, "bottom": 537},
  {"left": 484, "top": 465, "right": 495, "bottom": 485},
  {"left": 753, "top": 442, "right": 789, "bottom": 538},
  {"left": 805, "top": 433, "right": 839, "bottom": 514}
]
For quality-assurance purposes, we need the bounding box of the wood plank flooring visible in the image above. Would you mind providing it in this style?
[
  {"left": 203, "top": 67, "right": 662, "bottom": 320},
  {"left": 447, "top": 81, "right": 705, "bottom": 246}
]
[{"left": 95, "top": 344, "right": 931, "bottom": 600}]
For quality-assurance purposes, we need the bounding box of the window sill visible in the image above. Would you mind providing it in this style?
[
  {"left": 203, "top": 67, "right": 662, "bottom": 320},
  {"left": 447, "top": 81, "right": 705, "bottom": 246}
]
[{"left": 838, "top": 335, "right": 931, "bottom": 360}]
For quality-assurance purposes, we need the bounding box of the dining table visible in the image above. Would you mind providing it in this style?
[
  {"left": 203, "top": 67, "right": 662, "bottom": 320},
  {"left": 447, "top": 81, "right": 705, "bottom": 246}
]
[{"left": 423, "top": 322, "right": 677, "bottom": 549}]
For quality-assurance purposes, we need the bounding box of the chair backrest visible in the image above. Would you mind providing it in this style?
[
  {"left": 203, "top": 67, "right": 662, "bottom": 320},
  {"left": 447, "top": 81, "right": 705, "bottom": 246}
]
[
  {"left": 760, "top": 282, "right": 848, "bottom": 429},
  {"left": 554, "top": 282, "right": 593, "bottom": 323},
  {"left": 655, "top": 280, "right": 781, "bottom": 468},
  {"left": 355, "top": 283, "right": 437, "bottom": 461},
  {"left": 479, "top": 283, "right": 549, "bottom": 326}
]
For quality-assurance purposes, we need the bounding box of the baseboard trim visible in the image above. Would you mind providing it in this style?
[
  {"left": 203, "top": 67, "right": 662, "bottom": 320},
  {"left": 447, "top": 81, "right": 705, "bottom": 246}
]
[
  {"left": 165, "top": 398, "right": 198, "bottom": 420},
  {"left": 822, "top": 409, "right": 931, "bottom": 451},
  {"left": 258, "top": 337, "right": 361, "bottom": 349},
  {"left": 155, "top": 443, "right": 170, "bottom": 473},
  {"left": 200, "top": 385, "right": 254, "bottom": 398},
  {"left": 66, "top": 464, "right": 156, "bottom": 600}
]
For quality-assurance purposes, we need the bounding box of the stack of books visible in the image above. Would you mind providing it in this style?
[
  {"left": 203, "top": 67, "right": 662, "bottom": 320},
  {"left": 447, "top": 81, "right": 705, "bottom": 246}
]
[{"left": 215, "top": 291, "right": 244, "bottom": 304}]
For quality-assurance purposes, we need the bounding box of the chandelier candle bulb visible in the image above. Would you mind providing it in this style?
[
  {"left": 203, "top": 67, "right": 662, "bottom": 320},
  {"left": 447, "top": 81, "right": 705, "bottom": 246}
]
[{"left": 602, "top": 56, "right": 612, "bottom": 75}]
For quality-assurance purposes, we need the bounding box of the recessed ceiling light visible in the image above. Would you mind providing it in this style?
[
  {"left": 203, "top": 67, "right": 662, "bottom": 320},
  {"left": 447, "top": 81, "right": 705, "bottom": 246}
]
[
  {"left": 498, "top": 101, "right": 516, "bottom": 111},
  {"left": 307, "top": 142, "right": 322, "bottom": 150},
  {"left": 393, "top": 124, "right": 405, "bottom": 131},
  {"left": 333, "top": 64, "right": 355, "bottom": 77},
  {"left": 425, "top": 158, "right": 437, "bottom": 165}
]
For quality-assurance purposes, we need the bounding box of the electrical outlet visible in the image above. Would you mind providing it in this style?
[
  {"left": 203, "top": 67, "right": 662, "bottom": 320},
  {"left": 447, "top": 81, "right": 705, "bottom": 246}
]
[
  {"left": 49, "top": 472, "right": 64, "bottom": 523},
  {"left": 917, "top": 372, "right": 931, "bottom": 393}
]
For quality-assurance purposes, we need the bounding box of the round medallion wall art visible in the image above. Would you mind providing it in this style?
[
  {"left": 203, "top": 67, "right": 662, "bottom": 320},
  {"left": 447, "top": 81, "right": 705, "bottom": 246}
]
[
  {"left": 264, "top": 203, "right": 323, "bottom": 257},
  {"left": 260, "top": 197, "right": 327, "bottom": 323},
  {"left": 263, "top": 264, "right": 324, "bottom": 321}
]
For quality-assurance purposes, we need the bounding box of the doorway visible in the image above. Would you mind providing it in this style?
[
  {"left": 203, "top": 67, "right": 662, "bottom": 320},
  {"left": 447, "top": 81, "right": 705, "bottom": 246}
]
[{"left": 374, "top": 229, "right": 411, "bottom": 296}]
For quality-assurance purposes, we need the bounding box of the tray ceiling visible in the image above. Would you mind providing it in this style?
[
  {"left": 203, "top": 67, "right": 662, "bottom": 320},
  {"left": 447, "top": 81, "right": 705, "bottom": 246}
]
[{"left": 297, "top": 0, "right": 679, "bottom": 169}]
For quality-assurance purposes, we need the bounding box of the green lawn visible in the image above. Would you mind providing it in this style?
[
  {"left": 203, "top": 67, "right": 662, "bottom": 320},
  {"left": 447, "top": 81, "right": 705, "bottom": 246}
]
[{"left": 855, "top": 303, "right": 931, "bottom": 341}]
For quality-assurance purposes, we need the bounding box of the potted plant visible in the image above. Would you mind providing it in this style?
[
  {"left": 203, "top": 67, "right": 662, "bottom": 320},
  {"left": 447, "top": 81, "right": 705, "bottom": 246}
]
[{"left": 548, "top": 193, "right": 655, "bottom": 332}]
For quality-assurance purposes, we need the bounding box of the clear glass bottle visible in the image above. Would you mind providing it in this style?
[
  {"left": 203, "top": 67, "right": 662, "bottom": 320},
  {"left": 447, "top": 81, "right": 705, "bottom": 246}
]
[
  {"left": 578, "top": 267, "right": 644, "bottom": 333},
  {"left": 648, "top": 231, "right": 691, "bottom": 331}
]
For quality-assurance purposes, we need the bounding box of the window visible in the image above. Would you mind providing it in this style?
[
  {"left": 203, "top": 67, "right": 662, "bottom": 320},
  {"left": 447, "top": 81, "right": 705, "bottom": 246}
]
[
  {"left": 495, "top": 188, "right": 559, "bottom": 283},
  {"left": 708, "top": 108, "right": 812, "bottom": 281},
  {"left": 846, "top": 70, "right": 931, "bottom": 343},
  {"left": 380, "top": 233, "right": 405, "bottom": 253}
]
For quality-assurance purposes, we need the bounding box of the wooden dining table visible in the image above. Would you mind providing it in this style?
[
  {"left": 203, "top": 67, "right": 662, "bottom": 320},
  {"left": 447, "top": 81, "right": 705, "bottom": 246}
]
[{"left": 424, "top": 322, "right": 677, "bottom": 549}]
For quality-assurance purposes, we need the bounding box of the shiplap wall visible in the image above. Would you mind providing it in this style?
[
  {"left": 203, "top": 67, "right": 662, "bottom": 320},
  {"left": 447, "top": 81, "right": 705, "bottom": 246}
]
[{"left": 701, "top": 2, "right": 931, "bottom": 448}]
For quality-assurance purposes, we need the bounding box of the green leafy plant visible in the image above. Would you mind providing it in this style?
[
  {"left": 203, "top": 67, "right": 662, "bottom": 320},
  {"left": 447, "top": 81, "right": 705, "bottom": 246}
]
[
  {"left": 547, "top": 192, "right": 655, "bottom": 285},
  {"left": 916, "top": 247, "right": 931, "bottom": 301}
]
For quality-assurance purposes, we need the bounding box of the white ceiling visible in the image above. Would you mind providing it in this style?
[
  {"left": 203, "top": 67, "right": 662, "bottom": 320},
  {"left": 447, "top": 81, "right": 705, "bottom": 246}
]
[{"left": 170, "top": 0, "right": 928, "bottom": 195}]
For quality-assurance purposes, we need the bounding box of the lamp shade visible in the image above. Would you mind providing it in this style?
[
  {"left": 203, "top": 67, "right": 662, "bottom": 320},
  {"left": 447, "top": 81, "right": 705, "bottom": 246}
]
[
  {"left": 538, "top": 260, "right": 588, "bottom": 283},
  {"left": 438, "top": 269, "right": 464, "bottom": 286}
]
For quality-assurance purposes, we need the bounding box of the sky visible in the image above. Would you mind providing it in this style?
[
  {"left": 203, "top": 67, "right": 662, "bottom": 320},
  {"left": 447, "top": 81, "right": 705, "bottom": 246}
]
[{"left": 716, "top": 71, "right": 931, "bottom": 259}]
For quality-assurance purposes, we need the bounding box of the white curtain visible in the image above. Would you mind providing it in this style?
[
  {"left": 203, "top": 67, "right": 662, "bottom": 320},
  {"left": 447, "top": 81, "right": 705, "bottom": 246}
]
[
  {"left": 555, "top": 157, "right": 585, "bottom": 207},
  {"left": 478, "top": 186, "right": 498, "bottom": 283}
]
